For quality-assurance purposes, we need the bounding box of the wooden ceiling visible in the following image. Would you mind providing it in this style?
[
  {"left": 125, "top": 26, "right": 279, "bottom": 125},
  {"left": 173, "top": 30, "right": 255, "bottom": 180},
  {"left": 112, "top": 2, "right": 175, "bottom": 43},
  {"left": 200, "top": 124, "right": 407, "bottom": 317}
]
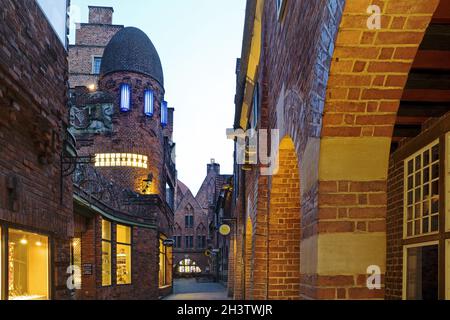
[{"left": 392, "top": 0, "right": 450, "bottom": 151}]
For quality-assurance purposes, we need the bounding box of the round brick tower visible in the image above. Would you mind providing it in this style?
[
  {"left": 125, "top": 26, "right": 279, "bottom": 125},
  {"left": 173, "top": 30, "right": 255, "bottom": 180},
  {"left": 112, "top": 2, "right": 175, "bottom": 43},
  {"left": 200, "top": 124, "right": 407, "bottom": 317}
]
[{"left": 93, "top": 27, "right": 168, "bottom": 196}]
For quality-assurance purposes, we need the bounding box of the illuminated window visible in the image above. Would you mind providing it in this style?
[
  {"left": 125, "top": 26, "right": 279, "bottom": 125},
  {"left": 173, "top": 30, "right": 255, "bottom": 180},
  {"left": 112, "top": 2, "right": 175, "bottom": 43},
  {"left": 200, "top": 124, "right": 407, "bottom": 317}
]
[
  {"left": 92, "top": 56, "right": 102, "bottom": 75},
  {"left": 120, "top": 84, "right": 131, "bottom": 112},
  {"left": 116, "top": 225, "right": 131, "bottom": 285},
  {"left": 8, "top": 229, "right": 49, "bottom": 300},
  {"left": 178, "top": 259, "right": 201, "bottom": 274},
  {"left": 159, "top": 236, "right": 172, "bottom": 287},
  {"left": 404, "top": 140, "right": 440, "bottom": 238},
  {"left": 95, "top": 153, "right": 148, "bottom": 169},
  {"left": 144, "top": 89, "right": 154, "bottom": 117},
  {"left": 70, "top": 238, "right": 82, "bottom": 291},
  {"left": 101, "top": 219, "right": 112, "bottom": 286},
  {"left": 161, "top": 101, "right": 168, "bottom": 127}
]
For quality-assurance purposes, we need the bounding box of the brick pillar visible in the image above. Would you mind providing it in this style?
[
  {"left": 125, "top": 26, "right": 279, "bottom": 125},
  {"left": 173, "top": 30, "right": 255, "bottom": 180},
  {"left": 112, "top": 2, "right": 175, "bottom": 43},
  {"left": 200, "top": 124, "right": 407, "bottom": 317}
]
[
  {"left": 268, "top": 137, "right": 301, "bottom": 300},
  {"left": 316, "top": 0, "right": 440, "bottom": 300}
]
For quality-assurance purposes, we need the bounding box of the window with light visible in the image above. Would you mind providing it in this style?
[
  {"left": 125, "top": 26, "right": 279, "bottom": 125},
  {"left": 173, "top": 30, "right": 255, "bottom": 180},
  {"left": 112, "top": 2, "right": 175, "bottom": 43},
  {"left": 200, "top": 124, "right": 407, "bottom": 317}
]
[
  {"left": 159, "top": 236, "right": 172, "bottom": 288},
  {"left": 120, "top": 84, "right": 131, "bottom": 112},
  {"left": 8, "top": 229, "right": 49, "bottom": 300},
  {"left": 101, "top": 219, "right": 112, "bottom": 286},
  {"left": 116, "top": 225, "right": 132, "bottom": 285},
  {"left": 144, "top": 89, "right": 154, "bottom": 117},
  {"left": 161, "top": 101, "right": 168, "bottom": 127},
  {"left": 178, "top": 259, "right": 201, "bottom": 274}
]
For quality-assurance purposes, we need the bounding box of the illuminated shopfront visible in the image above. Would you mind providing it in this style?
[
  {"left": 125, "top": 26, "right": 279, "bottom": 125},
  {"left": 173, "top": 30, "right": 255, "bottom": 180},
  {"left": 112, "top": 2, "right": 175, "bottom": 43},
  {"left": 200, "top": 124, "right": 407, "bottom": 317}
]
[
  {"left": 0, "top": 227, "right": 49, "bottom": 300},
  {"left": 159, "top": 235, "right": 172, "bottom": 288},
  {"left": 117, "top": 225, "right": 132, "bottom": 285}
]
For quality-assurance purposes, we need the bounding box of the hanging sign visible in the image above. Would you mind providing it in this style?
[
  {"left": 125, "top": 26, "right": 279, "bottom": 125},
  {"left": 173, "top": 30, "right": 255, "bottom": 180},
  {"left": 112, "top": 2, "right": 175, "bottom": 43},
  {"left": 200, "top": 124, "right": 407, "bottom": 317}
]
[{"left": 219, "top": 224, "right": 231, "bottom": 236}]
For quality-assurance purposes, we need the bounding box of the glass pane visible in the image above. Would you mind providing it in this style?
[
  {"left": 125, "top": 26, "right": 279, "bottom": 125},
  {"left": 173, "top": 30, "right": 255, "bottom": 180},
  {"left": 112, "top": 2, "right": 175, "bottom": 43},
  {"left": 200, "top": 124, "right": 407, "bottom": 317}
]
[
  {"left": 432, "top": 181, "right": 439, "bottom": 197},
  {"left": 415, "top": 188, "right": 421, "bottom": 202},
  {"left": 423, "top": 150, "right": 430, "bottom": 166},
  {"left": 415, "top": 204, "right": 421, "bottom": 219},
  {"left": 407, "top": 222, "right": 413, "bottom": 237},
  {"left": 8, "top": 229, "right": 49, "bottom": 300},
  {"left": 102, "top": 219, "right": 111, "bottom": 241},
  {"left": 117, "top": 244, "right": 131, "bottom": 285},
  {"left": 431, "top": 199, "right": 439, "bottom": 214},
  {"left": 414, "top": 220, "right": 421, "bottom": 235},
  {"left": 432, "top": 164, "right": 439, "bottom": 180},
  {"left": 423, "top": 168, "right": 430, "bottom": 184},
  {"left": 431, "top": 215, "right": 439, "bottom": 232},
  {"left": 408, "top": 160, "right": 414, "bottom": 175},
  {"left": 431, "top": 145, "right": 439, "bottom": 162},
  {"left": 408, "top": 176, "right": 414, "bottom": 190},
  {"left": 102, "top": 241, "right": 111, "bottom": 286},
  {"left": 415, "top": 155, "right": 421, "bottom": 171},
  {"left": 408, "top": 191, "right": 413, "bottom": 205},
  {"left": 406, "top": 245, "right": 438, "bottom": 300},
  {"left": 407, "top": 207, "right": 413, "bottom": 221},
  {"left": 117, "top": 225, "right": 131, "bottom": 244},
  {"left": 423, "top": 184, "right": 430, "bottom": 199},
  {"left": 415, "top": 172, "right": 421, "bottom": 186},
  {"left": 422, "top": 217, "right": 429, "bottom": 234}
]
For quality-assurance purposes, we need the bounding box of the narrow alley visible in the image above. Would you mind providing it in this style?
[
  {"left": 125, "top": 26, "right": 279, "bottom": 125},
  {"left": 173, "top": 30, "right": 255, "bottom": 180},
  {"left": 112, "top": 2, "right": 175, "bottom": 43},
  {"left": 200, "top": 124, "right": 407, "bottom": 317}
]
[{"left": 165, "top": 279, "right": 229, "bottom": 301}]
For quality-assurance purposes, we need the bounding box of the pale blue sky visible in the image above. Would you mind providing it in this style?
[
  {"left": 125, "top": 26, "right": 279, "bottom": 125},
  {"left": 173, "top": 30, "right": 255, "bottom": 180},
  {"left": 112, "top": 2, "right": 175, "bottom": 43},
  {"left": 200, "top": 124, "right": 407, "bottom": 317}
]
[{"left": 69, "top": 0, "right": 245, "bottom": 194}]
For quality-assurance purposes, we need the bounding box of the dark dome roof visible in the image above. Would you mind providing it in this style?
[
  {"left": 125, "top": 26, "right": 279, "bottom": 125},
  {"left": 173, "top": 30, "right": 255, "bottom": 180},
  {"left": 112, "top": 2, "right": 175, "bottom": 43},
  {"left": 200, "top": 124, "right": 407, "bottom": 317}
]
[{"left": 100, "top": 27, "right": 164, "bottom": 86}]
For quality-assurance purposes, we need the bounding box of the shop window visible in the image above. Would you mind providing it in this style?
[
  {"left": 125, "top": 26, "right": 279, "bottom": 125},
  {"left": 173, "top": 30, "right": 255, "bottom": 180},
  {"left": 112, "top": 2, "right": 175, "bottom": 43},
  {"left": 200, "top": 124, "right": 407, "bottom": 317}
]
[
  {"left": 116, "top": 225, "right": 132, "bottom": 285},
  {"left": 101, "top": 219, "right": 112, "bottom": 286},
  {"left": 404, "top": 140, "right": 440, "bottom": 238},
  {"left": 159, "top": 236, "right": 172, "bottom": 287},
  {"left": 8, "top": 229, "right": 49, "bottom": 300},
  {"left": 178, "top": 259, "right": 201, "bottom": 274},
  {"left": 404, "top": 243, "right": 439, "bottom": 300}
]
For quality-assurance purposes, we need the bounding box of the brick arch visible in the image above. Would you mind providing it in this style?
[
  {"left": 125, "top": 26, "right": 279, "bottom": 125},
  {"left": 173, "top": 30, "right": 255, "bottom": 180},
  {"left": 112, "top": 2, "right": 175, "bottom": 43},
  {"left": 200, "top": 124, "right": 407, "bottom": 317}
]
[
  {"left": 268, "top": 136, "right": 301, "bottom": 300},
  {"left": 244, "top": 216, "right": 253, "bottom": 300},
  {"left": 315, "top": 0, "right": 441, "bottom": 299}
]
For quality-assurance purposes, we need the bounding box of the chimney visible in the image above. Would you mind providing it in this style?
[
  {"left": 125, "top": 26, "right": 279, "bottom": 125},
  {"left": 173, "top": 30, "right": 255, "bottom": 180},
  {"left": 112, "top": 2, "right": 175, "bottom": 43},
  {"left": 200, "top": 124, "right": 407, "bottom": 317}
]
[
  {"left": 207, "top": 159, "right": 220, "bottom": 175},
  {"left": 88, "top": 6, "right": 114, "bottom": 24}
]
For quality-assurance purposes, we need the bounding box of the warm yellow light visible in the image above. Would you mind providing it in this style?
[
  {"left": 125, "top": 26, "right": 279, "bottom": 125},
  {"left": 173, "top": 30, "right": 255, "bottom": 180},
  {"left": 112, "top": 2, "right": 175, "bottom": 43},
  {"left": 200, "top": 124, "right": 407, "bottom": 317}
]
[
  {"left": 35, "top": 241, "right": 42, "bottom": 247},
  {"left": 95, "top": 153, "right": 149, "bottom": 169},
  {"left": 88, "top": 83, "right": 96, "bottom": 91},
  {"left": 20, "top": 239, "right": 28, "bottom": 245}
]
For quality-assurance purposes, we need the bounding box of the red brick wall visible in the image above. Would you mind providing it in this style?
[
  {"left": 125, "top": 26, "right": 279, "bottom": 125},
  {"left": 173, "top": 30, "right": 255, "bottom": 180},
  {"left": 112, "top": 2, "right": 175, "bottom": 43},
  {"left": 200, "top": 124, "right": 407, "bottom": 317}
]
[
  {"left": 385, "top": 156, "right": 404, "bottom": 300},
  {"left": 0, "top": 0, "right": 72, "bottom": 300},
  {"left": 89, "top": 6, "right": 114, "bottom": 25}
]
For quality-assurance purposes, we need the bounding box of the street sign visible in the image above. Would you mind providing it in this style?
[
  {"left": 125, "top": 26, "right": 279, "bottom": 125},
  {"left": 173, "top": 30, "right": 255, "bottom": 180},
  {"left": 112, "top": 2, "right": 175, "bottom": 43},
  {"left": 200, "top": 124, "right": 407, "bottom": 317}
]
[{"left": 219, "top": 224, "right": 231, "bottom": 236}]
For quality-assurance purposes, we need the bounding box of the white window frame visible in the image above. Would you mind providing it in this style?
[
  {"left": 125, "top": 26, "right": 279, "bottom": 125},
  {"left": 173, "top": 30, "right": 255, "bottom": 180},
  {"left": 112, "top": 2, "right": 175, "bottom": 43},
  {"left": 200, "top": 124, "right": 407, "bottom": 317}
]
[
  {"left": 402, "top": 241, "right": 439, "bottom": 300},
  {"left": 92, "top": 55, "right": 102, "bottom": 75},
  {"left": 403, "top": 139, "right": 440, "bottom": 239}
]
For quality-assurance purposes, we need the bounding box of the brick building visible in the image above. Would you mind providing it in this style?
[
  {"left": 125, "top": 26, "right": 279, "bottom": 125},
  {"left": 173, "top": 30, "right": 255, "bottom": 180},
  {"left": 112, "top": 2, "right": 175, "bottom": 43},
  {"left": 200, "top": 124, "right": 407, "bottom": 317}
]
[
  {"left": 173, "top": 160, "right": 232, "bottom": 280},
  {"left": 67, "top": 7, "right": 176, "bottom": 299},
  {"left": 229, "top": 0, "right": 450, "bottom": 300},
  {"left": 69, "top": 6, "right": 123, "bottom": 88},
  {"left": 0, "top": 0, "right": 72, "bottom": 300}
]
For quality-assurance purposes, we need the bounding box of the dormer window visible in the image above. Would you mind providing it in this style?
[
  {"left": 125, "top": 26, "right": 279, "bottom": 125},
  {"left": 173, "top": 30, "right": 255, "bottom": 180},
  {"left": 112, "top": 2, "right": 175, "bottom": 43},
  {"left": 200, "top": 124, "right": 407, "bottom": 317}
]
[
  {"left": 144, "top": 89, "right": 154, "bottom": 117},
  {"left": 120, "top": 84, "right": 131, "bottom": 112},
  {"left": 161, "top": 101, "right": 168, "bottom": 127}
]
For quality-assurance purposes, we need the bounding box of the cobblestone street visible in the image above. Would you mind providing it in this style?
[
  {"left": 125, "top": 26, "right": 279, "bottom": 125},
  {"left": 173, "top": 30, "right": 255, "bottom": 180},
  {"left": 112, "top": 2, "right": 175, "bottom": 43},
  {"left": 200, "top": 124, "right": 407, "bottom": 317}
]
[{"left": 165, "top": 279, "right": 230, "bottom": 300}]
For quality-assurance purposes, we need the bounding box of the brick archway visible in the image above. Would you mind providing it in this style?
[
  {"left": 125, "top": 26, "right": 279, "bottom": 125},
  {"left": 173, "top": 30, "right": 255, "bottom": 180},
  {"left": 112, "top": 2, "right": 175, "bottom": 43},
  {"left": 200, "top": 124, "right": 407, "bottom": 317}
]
[
  {"left": 315, "top": 0, "right": 441, "bottom": 299},
  {"left": 268, "top": 136, "right": 301, "bottom": 300}
]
